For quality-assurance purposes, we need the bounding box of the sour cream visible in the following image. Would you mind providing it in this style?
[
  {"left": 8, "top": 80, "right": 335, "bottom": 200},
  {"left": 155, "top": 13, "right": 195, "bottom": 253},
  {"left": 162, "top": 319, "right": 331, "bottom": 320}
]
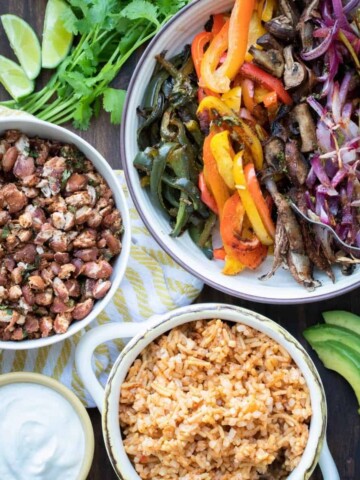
[{"left": 0, "top": 382, "right": 86, "bottom": 480}]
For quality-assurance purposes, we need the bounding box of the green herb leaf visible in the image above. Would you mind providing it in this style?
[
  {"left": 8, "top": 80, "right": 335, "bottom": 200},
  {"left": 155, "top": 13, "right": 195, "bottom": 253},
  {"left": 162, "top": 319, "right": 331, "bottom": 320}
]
[
  {"left": 121, "top": 0, "right": 160, "bottom": 26},
  {"left": 1, "top": 225, "right": 10, "bottom": 239},
  {"left": 61, "top": 169, "right": 72, "bottom": 189},
  {"left": 103, "top": 88, "right": 126, "bottom": 124}
]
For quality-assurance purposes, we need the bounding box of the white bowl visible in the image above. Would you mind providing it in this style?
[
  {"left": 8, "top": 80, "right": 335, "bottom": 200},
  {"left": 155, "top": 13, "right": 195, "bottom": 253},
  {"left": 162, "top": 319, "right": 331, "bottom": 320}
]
[
  {"left": 76, "top": 303, "right": 339, "bottom": 480},
  {"left": 0, "top": 117, "right": 131, "bottom": 350},
  {"left": 121, "top": 0, "right": 359, "bottom": 304}
]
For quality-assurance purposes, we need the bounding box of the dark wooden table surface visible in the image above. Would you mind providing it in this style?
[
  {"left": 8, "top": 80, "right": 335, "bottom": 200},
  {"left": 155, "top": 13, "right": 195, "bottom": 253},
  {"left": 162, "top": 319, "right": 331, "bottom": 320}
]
[{"left": 1, "top": 2, "right": 359, "bottom": 479}]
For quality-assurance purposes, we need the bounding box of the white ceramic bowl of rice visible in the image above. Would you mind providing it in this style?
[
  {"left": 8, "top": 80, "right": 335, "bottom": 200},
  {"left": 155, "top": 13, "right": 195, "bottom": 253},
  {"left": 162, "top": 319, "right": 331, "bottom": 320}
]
[{"left": 76, "top": 303, "right": 340, "bottom": 480}]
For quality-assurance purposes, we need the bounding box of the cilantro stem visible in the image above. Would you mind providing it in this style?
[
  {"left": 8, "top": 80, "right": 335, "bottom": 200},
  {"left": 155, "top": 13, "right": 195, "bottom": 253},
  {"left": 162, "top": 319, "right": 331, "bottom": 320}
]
[{"left": 39, "top": 98, "right": 76, "bottom": 121}]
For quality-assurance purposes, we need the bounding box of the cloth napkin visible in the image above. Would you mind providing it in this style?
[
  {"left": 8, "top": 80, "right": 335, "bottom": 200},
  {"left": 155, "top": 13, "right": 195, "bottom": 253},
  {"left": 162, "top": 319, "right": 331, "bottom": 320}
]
[{"left": 0, "top": 107, "right": 203, "bottom": 407}]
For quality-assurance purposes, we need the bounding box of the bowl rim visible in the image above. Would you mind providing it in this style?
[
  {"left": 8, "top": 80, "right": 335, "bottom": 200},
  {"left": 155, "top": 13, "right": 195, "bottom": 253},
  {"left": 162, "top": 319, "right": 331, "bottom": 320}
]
[
  {"left": 120, "top": 0, "right": 360, "bottom": 305},
  {"left": 0, "top": 371, "right": 95, "bottom": 480},
  {"left": 0, "top": 116, "right": 131, "bottom": 349},
  {"left": 102, "top": 303, "right": 327, "bottom": 480}
]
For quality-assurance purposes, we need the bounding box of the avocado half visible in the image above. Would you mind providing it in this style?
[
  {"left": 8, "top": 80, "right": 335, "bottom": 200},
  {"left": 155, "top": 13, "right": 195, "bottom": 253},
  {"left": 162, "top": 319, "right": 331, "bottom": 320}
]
[
  {"left": 322, "top": 310, "right": 360, "bottom": 336},
  {"left": 309, "top": 340, "right": 360, "bottom": 409}
]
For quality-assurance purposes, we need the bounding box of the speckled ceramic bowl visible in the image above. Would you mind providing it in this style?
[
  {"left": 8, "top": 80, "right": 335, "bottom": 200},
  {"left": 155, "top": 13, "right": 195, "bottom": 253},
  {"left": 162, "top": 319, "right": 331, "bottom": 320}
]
[
  {"left": 0, "top": 116, "right": 131, "bottom": 350},
  {"left": 76, "top": 303, "right": 339, "bottom": 480},
  {"left": 121, "top": 0, "right": 360, "bottom": 304}
]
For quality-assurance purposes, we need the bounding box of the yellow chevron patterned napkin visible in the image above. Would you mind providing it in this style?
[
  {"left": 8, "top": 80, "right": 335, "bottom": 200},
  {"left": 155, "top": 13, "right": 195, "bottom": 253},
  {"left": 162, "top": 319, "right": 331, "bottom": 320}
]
[{"left": 0, "top": 107, "right": 203, "bottom": 406}]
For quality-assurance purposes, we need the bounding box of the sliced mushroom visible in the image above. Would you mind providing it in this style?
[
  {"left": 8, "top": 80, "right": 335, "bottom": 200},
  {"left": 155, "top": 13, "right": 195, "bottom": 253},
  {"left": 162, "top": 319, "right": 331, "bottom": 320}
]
[
  {"left": 265, "top": 15, "right": 296, "bottom": 41},
  {"left": 283, "top": 46, "right": 307, "bottom": 89},
  {"left": 249, "top": 46, "right": 284, "bottom": 78},
  {"left": 284, "top": 139, "right": 309, "bottom": 186},
  {"left": 256, "top": 33, "right": 283, "bottom": 51},
  {"left": 264, "top": 137, "right": 286, "bottom": 172},
  {"left": 291, "top": 103, "right": 317, "bottom": 153},
  {"left": 280, "top": 0, "right": 299, "bottom": 24}
]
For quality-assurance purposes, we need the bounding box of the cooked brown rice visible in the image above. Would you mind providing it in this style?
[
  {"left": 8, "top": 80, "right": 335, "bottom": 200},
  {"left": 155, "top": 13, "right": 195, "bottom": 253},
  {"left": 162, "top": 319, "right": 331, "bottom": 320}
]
[{"left": 119, "top": 319, "right": 311, "bottom": 479}]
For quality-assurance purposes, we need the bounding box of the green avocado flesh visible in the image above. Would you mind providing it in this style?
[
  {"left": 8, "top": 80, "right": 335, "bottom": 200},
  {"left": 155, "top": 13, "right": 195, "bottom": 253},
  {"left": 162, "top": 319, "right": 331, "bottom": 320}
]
[
  {"left": 304, "top": 324, "right": 360, "bottom": 355},
  {"left": 322, "top": 310, "right": 360, "bottom": 336},
  {"left": 310, "top": 340, "right": 360, "bottom": 408}
]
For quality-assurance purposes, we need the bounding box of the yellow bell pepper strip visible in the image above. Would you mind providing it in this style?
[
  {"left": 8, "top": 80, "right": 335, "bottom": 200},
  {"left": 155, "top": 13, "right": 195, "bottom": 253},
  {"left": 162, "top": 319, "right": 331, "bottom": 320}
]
[
  {"left": 223, "top": 254, "right": 246, "bottom": 275},
  {"left": 197, "top": 95, "right": 264, "bottom": 170},
  {"left": 254, "top": 85, "right": 271, "bottom": 104},
  {"left": 244, "top": 162, "right": 275, "bottom": 239},
  {"left": 198, "top": 171, "right": 219, "bottom": 214},
  {"left": 203, "top": 130, "right": 230, "bottom": 216},
  {"left": 244, "top": 10, "right": 267, "bottom": 62},
  {"left": 201, "top": 0, "right": 255, "bottom": 93},
  {"left": 220, "top": 193, "right": 267, "bottom": 269},
  {"left": 210, "top": 131, "right": 236, "bottom": 190},
  {"left": 261, "top": 0, "right": 277, "bottom": 22},
  {"left": 233, "top": 151, "right": 274, "bottom": 246},
  {"left": 240, "top": 62, "right": 293, "bottom": 105},
  {"left": 221, "top": 86, "right": 242, "bottom": 113}
]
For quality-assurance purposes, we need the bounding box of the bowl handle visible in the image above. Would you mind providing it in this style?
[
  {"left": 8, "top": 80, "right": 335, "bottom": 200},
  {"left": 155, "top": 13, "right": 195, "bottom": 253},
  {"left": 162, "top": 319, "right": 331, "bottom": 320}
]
[
  {"left": 319, "top": 438, "right": 340, "bottom": 480},
  {"left": 75, "top": 322, "right": 144, "bottom": 413}
]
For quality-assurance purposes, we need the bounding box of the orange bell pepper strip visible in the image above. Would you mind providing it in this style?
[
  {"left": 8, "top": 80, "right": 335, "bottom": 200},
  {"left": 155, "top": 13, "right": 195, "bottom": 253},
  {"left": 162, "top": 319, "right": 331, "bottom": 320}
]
[
  {"left": 192, "top": 31, "right": 213, "bottom": 79},
  {"left": 203, "top": 130, "right": 230, "bottom": 216},
  {"left": 220, "top": 193, "right": 267, "bottom": 270},
  {"left": 241, "top": 79, "right": 256, "bottom": 113},
  {"left": 244, "top": 162, "right": 275, "bottom": 239},
  {"left": 240, "top": 62, "right": 293, "bottom": 105},
  {"left": 212, "top": 13, "right": 226, "bottom": 36},
  {"left": 233, "top": 152, "right": 273, "bottom": 246},
  {"left": 198, "top": 171, "right": 219, "bottom": 214},
  {"left": 199, "top": 20, "right": 230, "bottom": 93},
  {"left": 213, "top": 247, "right": 226, "bottom": 260},
  {"left": 191, "top": 31, "right": 220, "bottom": 99},
  {"left": 201, "top": 0, "right": 256, "bottom": 93},
  {"left": 210, "top": 131, "right": 236, "bottom": 190},
  {"left": 263, "top": 91, "right": 278, "bottom": 109},
  {"left": 197, "top": 96, "right": 264, "bottom": 170}
]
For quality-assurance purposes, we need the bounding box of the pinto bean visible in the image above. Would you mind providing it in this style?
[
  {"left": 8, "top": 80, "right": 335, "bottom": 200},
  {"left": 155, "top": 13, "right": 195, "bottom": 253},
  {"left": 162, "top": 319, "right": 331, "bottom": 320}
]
[
  {"left": 51, "top": 297, "right": 72, "bottom": 314},
  {"left": 54, "top": 252, "right": 70, "bottom": 264},
  {"left": 1, "top": 183, "right": 27, "bottom": 213},
  {"left": 18, "top": 212, "right": 33, "bottom": 228},
  {"left": 53, "top": 277, "right": 69, "bottom": 302},
  {"left": 103, "top": 230, "right": 121, "bottom": 254},
  {"left": 8, "top": 285, "right": 22, "bottom": 301},
  {"left": 65, "top": 173, "right": 87, "bottom": 193},
  {"left": 25, "top": 315, "right": 40, "bottom": 333},
  {"left": 74, "top": 248, "right": 98, "bottom": 262},
  {"left": 65, "top": 279, "right": 81, "bottom": 297},
  {"left": 13, "top": 155, "right": 35, "bottom": 179},
  {"left": 0, "top": 211, "right": 10, "bottom": 226},
  {"left": 11, "top": 267, "right": 24, "bottom": 284},
  {"left": 2, "top": 146, "right": 18, "bottom": 172},
  {"left": 82, "top": 260, "right": 113, "bottom": 279},
  {"left": 72, "top": 299, "right": 94, "bottom": 320},
  {"left": 28, "top": 275, "right": 46, "bottom": 290},
  {"left": 39, "top": 316, "right": 53, "bottom": 337},
  {"left": 35, "top": 289, "right": 53, "bottom": 306},
  {"left": 93, "top": 280, "right": 111, "bottom": 299},
  {"left": 22, "top": 285, "right": 35, "bottom": 306},
  {"left": 53, "top": 313, "right": 72, "bottom": 334},
  {"left": 14, "top": 244, "right": 36, "bottom": 263},
  {"left": 73, "top": 229, "right": 97, "bottom": 248},
  {"left": 58, "top": 263, "right": 76, "bottom": 280}
]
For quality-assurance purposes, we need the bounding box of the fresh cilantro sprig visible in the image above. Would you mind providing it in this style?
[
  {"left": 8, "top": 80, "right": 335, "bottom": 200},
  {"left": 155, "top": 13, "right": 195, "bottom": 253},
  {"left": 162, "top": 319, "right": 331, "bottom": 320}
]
[{"left": 0, "top": 0, "right": 191, "bottom": 130}]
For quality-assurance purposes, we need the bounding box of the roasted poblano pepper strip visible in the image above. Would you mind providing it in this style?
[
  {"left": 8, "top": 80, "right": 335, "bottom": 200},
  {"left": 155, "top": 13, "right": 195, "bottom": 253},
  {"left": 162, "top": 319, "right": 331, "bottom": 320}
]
[
  {"left": 189, "top": 224, "right": 213, "bottom": 259},
  {"left": 198, "top": 212, "right": 216, "bottom": 248},
  {"left": 133, "top": 146, "right": 158, "bottom": 174},
  {"left": 150, "top": 143, "right": 177, "bottom": 209},
  {"left": 162, "top": 174, "right": 209, "bottom": 218}
]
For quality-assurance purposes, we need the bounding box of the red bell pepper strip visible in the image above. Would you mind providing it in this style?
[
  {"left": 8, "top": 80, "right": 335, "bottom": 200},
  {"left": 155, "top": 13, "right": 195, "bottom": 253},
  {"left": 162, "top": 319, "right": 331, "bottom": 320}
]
[
  {"left": 240, "top": 62, "right": 293, "bottom": 105},
  {"left": 198, "top": 171, "right": 219, "bottom": 214}
]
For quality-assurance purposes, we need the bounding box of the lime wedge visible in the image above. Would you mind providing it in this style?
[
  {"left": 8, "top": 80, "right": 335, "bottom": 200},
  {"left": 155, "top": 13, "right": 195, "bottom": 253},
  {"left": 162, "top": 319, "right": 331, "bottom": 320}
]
[
  {"left": 1, "top": 14, "right": 41, "bottom": 80},
  {"left": 0, "top": 55, "right": 34, "bottom": 100},
  {"left": 42, "top": 0, "right": 73, "bottom": 69}
]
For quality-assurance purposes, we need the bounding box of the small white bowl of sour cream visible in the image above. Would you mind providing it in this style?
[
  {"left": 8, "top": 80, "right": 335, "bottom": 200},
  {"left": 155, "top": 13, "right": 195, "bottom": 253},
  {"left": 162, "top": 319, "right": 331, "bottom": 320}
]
[{"left": 0, "top": 372, "right": 94, "bottom": 480}]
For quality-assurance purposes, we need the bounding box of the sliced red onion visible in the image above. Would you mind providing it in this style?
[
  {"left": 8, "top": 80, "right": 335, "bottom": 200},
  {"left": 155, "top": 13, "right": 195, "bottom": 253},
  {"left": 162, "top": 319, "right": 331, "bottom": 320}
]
[
  {"left": 355, "top": 229, "right": 360, "bottom": 247},
  {"left": 338, "top": 72, "right": 352, "bottom": 110},
  {"left": 332, "top": 83, "right": 342, "bottom": 123},
  {"left": 301, "top": 21, "right": 339, "bottom": 61},
  {"left": 331, "top": 168, "right": 348, "bottom": 187},
  {"left": 325, "top": 157, "right": 339, "bottom": 178},
  {"left": 342, "top": 101, "right": 353, "bottom": 121},
  {"left": 317, "top": 122, "right": 333, "bottom": 152},
  {"left": 304, "top": 190, "right": 316, "bottom": 211},
  {"left": 351, "top": 200, "right": 360, "bottom": 207},
  {"left": 311, "top": 155, "right": 332, "bottom": 187},
  {"left": 343, "top": 0, "right": 360, "bottom": 14},
  {"left": 316, "top": 184, "right": 339, "bottom": 196},
  {"left": 239, "top": 108, "right": 256, "bottom": 123},
  {"left": 313, "top": 27, "right": 331, "bottom": 38},
  {"left": 306, "top": 166, "right": 318, "bottom": 189},
  {"left": 332, "top": 0, "right": 351, "bottom": 28},
  {"left": 347, "top": 177, "right": 354, "bottom": 198}
]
